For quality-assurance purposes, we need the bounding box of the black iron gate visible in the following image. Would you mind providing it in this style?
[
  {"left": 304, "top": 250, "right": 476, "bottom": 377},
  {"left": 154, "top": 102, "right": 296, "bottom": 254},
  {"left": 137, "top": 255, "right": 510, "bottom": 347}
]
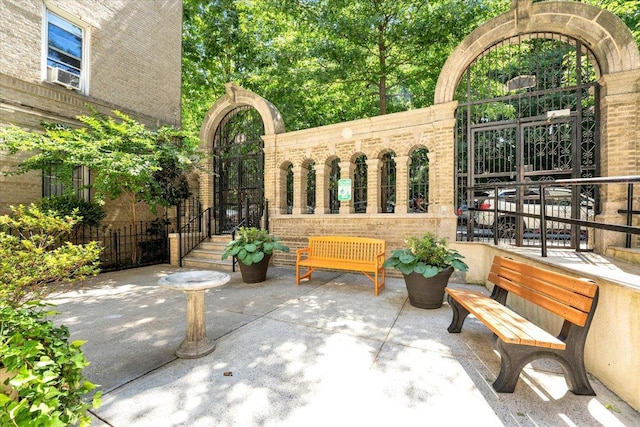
[
  {"left": 455, "top": 33, "right": 599, "bottom": 247},
  {"left": 213, "top": 106, "right": 265, "bottom": 234}
]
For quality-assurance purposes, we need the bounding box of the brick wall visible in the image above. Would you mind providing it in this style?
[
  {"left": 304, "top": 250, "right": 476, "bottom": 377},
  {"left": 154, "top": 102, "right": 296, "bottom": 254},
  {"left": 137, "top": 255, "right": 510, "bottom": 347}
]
[{"left": 0, "top": 0, "right": 182, "bottom": 217}]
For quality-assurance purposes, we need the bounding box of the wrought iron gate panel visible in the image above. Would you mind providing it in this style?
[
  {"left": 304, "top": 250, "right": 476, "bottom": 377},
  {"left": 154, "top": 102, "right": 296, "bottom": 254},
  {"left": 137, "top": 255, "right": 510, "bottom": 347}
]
[
  {"left": 455, "top": 33, "right": 600, "bottom": 247},
  {"left": 213, "top": 106, "right": 265, "bottom": 234}
]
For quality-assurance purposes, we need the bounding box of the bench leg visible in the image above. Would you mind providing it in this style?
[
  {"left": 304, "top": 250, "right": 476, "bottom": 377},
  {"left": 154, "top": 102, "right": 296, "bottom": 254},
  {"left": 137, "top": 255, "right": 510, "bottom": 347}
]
[
  {"left": 493, "top": 340, "right": 596, "bottom": 395},
  {"left": 446, "top": 294, "right": 470, "bottom": 333},
  {"left": 493, "top": 340, "right": 531, "bottom": 393},
  {"left": 296, "top": 266, "right": 313, "bottom": 285}
]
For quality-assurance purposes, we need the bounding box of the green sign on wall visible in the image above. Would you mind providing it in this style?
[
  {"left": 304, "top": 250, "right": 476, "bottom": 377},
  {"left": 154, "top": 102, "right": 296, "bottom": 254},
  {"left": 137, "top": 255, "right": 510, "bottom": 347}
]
[{"left": 338, "top": 178, "right": 352, "bottom": 201}]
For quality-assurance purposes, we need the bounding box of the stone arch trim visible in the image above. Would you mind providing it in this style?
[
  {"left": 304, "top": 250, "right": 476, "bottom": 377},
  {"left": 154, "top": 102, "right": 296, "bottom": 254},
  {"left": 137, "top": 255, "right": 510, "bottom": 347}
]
[
  {"left": 199, "top": 82, "right": 285, "bottom": 151},
  {"left": 277, "top": 159, "right": 293, "bottom": 170},
  {"left": 435, "top": 0, "right": 640, "bottom": 104}
]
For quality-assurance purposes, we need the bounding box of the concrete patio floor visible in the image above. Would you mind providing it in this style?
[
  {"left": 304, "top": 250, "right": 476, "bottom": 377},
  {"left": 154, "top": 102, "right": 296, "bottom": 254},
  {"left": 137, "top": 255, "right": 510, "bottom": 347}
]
[{"left": 47, "top": 264, "right": 640, "bottom": 427}]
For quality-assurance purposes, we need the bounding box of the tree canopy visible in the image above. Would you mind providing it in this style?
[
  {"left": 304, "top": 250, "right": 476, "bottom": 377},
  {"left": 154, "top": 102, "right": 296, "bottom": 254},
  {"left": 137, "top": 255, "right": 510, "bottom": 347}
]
[{"left": 182, "top": 0, "right": 638, "bottom": 136}]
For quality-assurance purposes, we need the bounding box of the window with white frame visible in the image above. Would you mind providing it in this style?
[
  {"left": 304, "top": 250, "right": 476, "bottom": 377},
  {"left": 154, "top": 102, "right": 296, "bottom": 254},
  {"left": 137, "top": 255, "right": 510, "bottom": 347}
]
[{"left": 45, "top": 8, "right": 84, "bottom": 91}]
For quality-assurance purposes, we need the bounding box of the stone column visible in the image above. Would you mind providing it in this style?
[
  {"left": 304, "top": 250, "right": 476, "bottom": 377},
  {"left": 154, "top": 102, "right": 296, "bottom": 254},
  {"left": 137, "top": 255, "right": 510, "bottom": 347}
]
[
  {"left": 292, "top": 165, "right": 306, "bottom": 214},
  {"left": 316, "top": 163, "right": 330, "bottom": 214},
  {"left": 395, "top": 155, "right": 411, "bottom": 213},
  {"left": 366, "top": 158, "right": 382, "bottom": 213}
]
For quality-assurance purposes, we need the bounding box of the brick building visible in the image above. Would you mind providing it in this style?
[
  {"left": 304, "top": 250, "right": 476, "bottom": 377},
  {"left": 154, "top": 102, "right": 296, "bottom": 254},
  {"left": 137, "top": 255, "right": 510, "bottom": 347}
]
[{"left": 0, "top": 0, "right": 183, "bottom": 224}]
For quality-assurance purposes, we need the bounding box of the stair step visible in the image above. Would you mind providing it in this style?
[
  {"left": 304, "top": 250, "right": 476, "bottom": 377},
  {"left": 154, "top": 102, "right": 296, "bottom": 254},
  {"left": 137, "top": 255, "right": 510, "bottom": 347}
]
[
  {"left": 606, "top": 247, "right": 640, "bottom": 266},
  {"left": 181, "top": 235, "right": 235, "bottom": 271},
  {"left": 182, "top": 257, "right": 235, "bottom": 272},
  {"left": 188, "top": 248, "right": 224, "bottom": 260},
  {"left": 198, "top": 241, "right": 228, "bottom": 252}
]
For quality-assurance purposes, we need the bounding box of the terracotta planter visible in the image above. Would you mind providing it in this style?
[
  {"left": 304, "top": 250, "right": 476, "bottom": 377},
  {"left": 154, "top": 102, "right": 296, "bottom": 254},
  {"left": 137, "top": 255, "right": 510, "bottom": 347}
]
[
  {"left": 403, "top": 267, "right": 454, "bottom": 309},
  {"left": 238, "top": 254, "right": 272, "bottom": 283}
]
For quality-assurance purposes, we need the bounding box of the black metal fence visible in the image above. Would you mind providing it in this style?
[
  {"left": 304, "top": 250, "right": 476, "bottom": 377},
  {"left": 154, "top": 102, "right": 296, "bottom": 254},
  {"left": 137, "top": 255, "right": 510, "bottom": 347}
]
[
  {"left": 68, "top": 219, "right": 170, "bottom": 271},
  {"left": 457, "top": 175, "right": 640, "bottom": 257}
]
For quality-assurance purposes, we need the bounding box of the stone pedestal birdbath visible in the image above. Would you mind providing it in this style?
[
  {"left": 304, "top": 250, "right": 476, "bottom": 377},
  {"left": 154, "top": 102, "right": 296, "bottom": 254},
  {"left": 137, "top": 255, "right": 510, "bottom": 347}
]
[{"left": 159, "top": 270, "right": 230, "bottom": 358}]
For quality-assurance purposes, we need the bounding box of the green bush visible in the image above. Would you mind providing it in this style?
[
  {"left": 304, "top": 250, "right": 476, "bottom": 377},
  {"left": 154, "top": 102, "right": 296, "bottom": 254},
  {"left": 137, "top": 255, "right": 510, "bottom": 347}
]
[
  {"left": 39, "top": 195, "right": 106, "bottom": 228},
  {"left": 0, "top": 205, "right": 102, "bottom": 425},
  {"left": 0, "top": 204, "right": 102, "bottom": 308},
  {"left": 0, "top": 304, "right": 101, "bottom": 427}
]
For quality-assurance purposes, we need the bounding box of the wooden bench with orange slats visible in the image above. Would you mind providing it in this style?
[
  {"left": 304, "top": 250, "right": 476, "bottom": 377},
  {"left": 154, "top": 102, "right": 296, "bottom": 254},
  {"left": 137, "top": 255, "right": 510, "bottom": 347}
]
[
  {"left": 446, "top": 255, "right": 599, "bottom": 395},
  {"left": 296, "top": 236, "right": 386, "bottom": 296}
]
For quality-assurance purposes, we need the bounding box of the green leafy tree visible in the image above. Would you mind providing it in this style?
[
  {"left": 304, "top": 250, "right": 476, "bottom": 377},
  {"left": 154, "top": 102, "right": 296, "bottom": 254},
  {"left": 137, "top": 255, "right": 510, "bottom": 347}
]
[{"left": 0, "top": 110, "right": 201, "bottom": 225}]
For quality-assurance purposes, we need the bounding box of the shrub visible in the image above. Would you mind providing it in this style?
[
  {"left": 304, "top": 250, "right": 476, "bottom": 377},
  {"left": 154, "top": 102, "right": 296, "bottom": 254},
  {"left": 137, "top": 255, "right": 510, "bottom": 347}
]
[
  {"left": 0, "top": 304, "right": 101, "bottom": 426},
  {"left": 0, "top": 204, "right": 102, "bottom": 308},
  {"left": 39, "top": 195, "right": 106, "bottom": 228}
]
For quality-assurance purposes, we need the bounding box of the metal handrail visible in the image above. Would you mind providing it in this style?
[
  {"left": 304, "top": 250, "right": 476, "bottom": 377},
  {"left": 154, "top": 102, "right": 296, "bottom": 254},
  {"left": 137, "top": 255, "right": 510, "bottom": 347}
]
[
  {"left": 178, "top": 207, "right": 211, "bottom": 267},
  {"left": 464, "top": 175, "right": 640, "bottom": 257}
]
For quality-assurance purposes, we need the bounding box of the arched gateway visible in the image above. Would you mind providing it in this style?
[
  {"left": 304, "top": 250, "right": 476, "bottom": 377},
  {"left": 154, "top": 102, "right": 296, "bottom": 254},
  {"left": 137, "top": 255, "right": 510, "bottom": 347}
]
[
  {"left": 199, "top": 83, "right": 285, "bottom": 234},
  {"left": 436, "top": 0, "right": 640, "bottom": 249}
]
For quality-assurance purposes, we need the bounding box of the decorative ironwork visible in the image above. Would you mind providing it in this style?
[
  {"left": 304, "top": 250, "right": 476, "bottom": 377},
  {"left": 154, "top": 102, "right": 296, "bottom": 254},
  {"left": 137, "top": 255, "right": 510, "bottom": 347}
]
[
  {"left": 454, "top": 33, "right": 600, "bottom": 248},
  {"left": 354, "top": 155, "right": 367, "bottom": 213},
  {"left": 381, "top": 152, "right": 396, "bottom": 213},
  {"left": 213, "top": 106, "right": 265, "bottom": 233},
  {"left": 329, "top": 159, "right": 340, "bottom": 214},
  {"left": 409, "top": 148, "right": 429, "bottom": 213}
]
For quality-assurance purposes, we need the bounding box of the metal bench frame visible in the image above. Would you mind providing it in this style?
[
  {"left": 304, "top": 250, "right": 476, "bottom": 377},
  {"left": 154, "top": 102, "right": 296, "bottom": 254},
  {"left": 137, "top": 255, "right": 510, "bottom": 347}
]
[{"left": 446, "top": 256, "right": 599, "bottom": 395}]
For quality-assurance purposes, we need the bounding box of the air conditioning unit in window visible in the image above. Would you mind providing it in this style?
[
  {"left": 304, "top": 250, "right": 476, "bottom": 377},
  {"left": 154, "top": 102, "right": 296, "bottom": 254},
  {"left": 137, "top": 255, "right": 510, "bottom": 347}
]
[{"left": 49, "top": 67, "right": 80, "bottom": 90}]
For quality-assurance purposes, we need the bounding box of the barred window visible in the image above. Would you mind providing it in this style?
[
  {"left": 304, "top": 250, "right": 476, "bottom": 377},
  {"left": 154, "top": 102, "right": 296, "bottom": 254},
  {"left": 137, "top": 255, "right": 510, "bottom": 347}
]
[
  {"left": 286, "top": 164, "right": 293, "bottom": 214},
  {"left": 409, "top": 148, "right": 429, "bottom": 213},
  {"left": 329, "top": 159, "right": 340, "bottom": 214},
  {"left": 43, "top": 165, "right": 90, "bottom": 200},
  {"left": 381, "top": 152, "right": 396, "bottom": 213},
  {"left": 306, "top": 161, "right": 316, "bottom": 214},
  {"left": 353, "top": 155, "right": 367, "bottom": 213}
]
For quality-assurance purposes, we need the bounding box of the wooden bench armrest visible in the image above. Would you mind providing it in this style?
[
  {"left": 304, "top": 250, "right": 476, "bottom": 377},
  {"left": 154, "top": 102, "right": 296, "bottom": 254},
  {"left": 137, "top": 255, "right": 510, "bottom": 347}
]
[{"left": 296, "top": 247, "right": 310, "bottom": 262}]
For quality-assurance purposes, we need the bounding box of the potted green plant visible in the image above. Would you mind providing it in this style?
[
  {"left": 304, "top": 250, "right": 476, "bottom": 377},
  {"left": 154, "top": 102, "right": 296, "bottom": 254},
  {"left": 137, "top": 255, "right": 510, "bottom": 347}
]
[
  {"left": 383, "top": 232, "right": 468, "bottom": 308},
  {"left": 221, "top": 227, "right": 290, "bottom": 283}
]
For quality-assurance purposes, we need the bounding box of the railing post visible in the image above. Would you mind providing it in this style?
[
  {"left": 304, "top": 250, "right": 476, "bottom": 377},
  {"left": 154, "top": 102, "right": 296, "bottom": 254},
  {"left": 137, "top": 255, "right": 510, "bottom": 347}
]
[
  {"left": 265, "top": 199, "right": 269, "bottom": 232},
  {"left": 626, "top": 183, "right": 633, "bottom": 248},
  {"left": 177, "top": 200, "right": 183, "bottom": 267},
  {"left": 540, "top": 184, "right": 547, "bottom": 257}
]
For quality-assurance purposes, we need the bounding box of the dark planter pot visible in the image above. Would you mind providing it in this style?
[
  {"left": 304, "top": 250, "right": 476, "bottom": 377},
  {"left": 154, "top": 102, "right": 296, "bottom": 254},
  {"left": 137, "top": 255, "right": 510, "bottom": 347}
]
[
  {"left": 238, "top": 254, "right": 272, "bottom": 283},
  {"left": 403, "top": 267, "right": 454, "bottom": 309}
]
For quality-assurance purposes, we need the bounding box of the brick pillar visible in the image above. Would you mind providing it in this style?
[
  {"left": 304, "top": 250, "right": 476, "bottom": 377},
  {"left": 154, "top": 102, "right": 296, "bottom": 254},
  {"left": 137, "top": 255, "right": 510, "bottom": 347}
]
[
  {"left": 366, "top": 158, "right": 382, "bottom": 213},
  {"left": 595, "top": 70, "right": 640, "bottom": 251},
  {"left": 292, "top": 165, "right": 306, "bottom": 214},
  {"left": 278, "top": 166, "right": 296, "bottom": 214},
  {"left": 395, "top": 155, "right": 410, "bottom": 213},
  {"left": 316, "top": 163, "right": 330, "bottom": 214}
]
